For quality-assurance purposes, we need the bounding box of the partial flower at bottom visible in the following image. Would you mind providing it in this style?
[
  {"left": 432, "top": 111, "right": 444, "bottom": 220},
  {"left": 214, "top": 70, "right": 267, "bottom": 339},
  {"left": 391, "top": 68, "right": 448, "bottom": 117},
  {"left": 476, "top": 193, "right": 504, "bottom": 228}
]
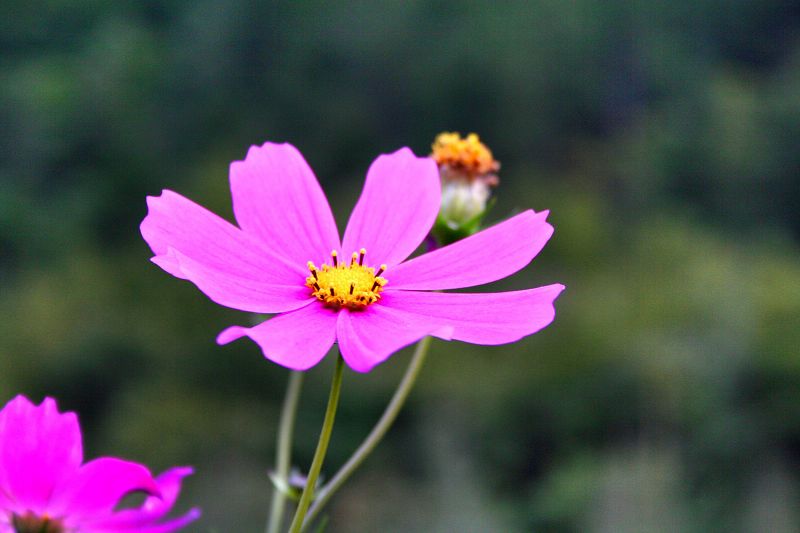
[
  {"left": 141, "top": 142, "right": 565, "bottom": 372},
  {"left": 0, "top": 395, "right": 199, "bottom": 533}
]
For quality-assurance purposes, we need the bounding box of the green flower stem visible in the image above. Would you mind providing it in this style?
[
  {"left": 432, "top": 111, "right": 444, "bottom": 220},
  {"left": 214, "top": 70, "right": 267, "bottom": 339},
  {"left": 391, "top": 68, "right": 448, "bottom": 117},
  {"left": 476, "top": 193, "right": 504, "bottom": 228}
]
[
  {"left": 266, "top": 370, "right": 304, "bottom": 533},
  {"left": 288, "top": 354, "right": 345, "bottom": 533},
  {"left": 301, "top": 336, "right": 432, "bottom": 531}
]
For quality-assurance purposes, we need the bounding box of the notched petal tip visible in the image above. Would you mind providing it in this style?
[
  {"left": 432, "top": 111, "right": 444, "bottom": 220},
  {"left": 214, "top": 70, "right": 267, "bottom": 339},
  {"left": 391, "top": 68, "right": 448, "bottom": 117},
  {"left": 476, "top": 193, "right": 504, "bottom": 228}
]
[
  {"left": 231, "top": 141, "right": 301, "bottom": 171},
  {"left": 381, "top": 146, "right": 439, "bottom": 176},
  {"left": 4, "top": 393, "right": 34, "bottom": 411},
  {"left": 379, "top": 146, "right": 419, "bottom": 161},
  {"left": 229, "top": 139, "right": 341, "bottom": 267}
]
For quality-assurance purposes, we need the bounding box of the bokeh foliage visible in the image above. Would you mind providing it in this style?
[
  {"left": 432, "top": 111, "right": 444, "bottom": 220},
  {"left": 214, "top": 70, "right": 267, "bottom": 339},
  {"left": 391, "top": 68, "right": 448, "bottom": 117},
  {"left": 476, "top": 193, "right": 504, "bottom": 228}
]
[{"left": 2, "top": 1, "right": 800, "bottom": 531}]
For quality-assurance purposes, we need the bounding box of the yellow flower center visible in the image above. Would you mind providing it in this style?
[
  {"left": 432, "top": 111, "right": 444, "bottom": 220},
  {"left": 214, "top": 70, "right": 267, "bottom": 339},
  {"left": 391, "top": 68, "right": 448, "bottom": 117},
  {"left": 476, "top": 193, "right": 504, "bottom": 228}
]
[
  {"left": 431, "top": 132, "right": 499, "bottom": 177},
  {"left": 12, "top": 513, "right": 64, "bottom": 533},
  {"left": 306, "top": 249, "right": 387, "bottom": 310}
]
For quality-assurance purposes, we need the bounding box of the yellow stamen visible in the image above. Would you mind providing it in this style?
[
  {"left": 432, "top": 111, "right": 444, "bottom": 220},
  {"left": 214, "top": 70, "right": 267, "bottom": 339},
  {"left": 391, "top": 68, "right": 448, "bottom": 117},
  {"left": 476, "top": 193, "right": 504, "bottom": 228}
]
[{"left": 306, "top": 249, "right": 387, "bottom": 309}]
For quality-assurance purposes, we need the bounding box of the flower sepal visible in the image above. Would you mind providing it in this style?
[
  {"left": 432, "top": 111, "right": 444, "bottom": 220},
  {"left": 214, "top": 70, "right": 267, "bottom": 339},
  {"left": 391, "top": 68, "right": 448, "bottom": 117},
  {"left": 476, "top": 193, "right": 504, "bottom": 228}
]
[{"left": 432, "top": 196, "right": 496, "bottom": 246}]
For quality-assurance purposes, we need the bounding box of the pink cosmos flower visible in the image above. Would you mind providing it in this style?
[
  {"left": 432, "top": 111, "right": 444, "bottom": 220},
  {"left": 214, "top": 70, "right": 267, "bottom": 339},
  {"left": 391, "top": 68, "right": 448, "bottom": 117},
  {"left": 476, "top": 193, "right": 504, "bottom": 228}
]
[
  {"left": 0, "top": 395, "right": 199, "bottom": 533},
  {"left": 141, "top": 143, "right": 564, "bottom": 372}
]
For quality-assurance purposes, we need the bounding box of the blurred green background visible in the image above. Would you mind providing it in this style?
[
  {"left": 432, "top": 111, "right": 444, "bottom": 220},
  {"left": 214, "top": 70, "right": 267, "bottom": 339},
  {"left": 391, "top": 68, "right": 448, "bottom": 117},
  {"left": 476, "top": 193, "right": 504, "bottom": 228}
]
[{"left": 2, "top": 1, "right": 800, "bottom": 531}]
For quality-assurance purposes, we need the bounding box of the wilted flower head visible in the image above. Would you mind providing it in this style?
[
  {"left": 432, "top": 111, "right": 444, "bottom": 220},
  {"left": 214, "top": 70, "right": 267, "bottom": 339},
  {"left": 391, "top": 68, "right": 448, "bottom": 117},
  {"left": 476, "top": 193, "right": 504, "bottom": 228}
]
[
  {"left": 141, "top": 141, "right": 564, "bottom": 372},
  {"left": 431, "top": 132, "right": 500, "bottom": 244},
  {"left": 431, "top": 132, "right": 500, "bottom": 182},
  {"left": 0, "top": 395, "right": 199, "bottom": 533}
]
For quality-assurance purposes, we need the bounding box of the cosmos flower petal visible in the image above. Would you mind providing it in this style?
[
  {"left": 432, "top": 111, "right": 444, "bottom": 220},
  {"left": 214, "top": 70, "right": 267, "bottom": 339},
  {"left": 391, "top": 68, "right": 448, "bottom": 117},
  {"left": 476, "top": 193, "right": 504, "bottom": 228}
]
[
  {"left": 163, "top": 247, "right": 313, "bottom": 313},
  {"left": 84, "top": 467, "right": 200, "bottom": 531},
  {"left": 118, "top": 508, "right": 203, "bottom": 533},
  {"left": 0, "top": 487, "right": 10, "bottom": 510},
  {"left": 0, "top": 396, "right": 82, "bottom": 514},
  {"left": 217, "top": 303, "right": 338, "bottom": 370},
  {"left": 336, "top": 306, "right": 454, "bottom": 373},
  {"left": 142, "top": 190, "right": 303, "bottom": 282},
  {"left": 387, "top": 210, "right": 554, "bottom": 290},
  {"left": 49, "top": 457, "right": 160, "bottom": 520},
  {"left": 0, "top": 397, "right": 197, "bottom": 531},
  {"left": 342, "top": 149, "right": 440, "bottom": 267},
  {"left": 142, "top": 190, "right": 310, "bottom": 313},
  {"left": 379, "top": 285, "right": 565, "bottom": 344},
  {"left": 230, "top": 142, "right": 341, "bottom": 266}
]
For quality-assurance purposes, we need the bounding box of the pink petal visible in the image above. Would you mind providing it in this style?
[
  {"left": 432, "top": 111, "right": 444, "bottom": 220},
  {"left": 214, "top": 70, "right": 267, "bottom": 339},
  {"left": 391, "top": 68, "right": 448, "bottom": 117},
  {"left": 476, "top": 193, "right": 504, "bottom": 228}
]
[
  {"left": 336, "top": 306, "right": 454, "bottom": 373},
  {"left": 0, "top": 486, "right": 10, "bottom": 510},
  {"left": 387, "top": 210, "right": 554, "bottom": 290},
  {"left": 162, "top": 247, "right": 314, "bottom": 314},
  {"left": 341, "top": 149, "right": 440, "bottom": 267},
  {"left": 230, "top": 142, "right": 341, "bottom": 266},
  {"left": 379, "top": 285, "right": 565, "bottom": 345},
  {"left": 217, "top": 302, "right": 338, "bottom": 370},
  {"left": 49, "top": 457, "right": 159, "bottom": 521},
  {"left": 141, "top": 190, "right": 310, "bottom": 313},
  {"left": 122, "top": 508, "right": 202, "bottom": 533},
  {"left": 83, "top": 467, "right": 200, "bottom": 532},
  {"left": 0, "top": 396, "right": 82, "bottom": 513}
]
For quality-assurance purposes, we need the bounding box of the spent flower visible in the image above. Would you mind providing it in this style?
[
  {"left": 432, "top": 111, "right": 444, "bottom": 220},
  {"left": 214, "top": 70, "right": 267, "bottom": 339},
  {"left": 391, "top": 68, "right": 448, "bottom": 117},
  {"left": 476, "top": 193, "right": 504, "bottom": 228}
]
[
  {"left": 141, "top": 142, "right": 563, "bottom": 372},
  {"left": 431, "top": 132, "right": 500, "bottom": 244}
]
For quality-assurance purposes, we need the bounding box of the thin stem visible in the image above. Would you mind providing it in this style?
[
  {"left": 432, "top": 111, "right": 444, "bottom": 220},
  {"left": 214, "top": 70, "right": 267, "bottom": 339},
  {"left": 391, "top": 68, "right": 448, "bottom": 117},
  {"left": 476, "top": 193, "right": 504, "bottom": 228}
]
[
  {"left": 288, "top": 354, "right": 345, "bottom": 533},
  {"left": 266, "top": 371, "right": 304, "bottom": 533},
  {"left": 301, "top": 336, "right": 432, "bottom": 531}
]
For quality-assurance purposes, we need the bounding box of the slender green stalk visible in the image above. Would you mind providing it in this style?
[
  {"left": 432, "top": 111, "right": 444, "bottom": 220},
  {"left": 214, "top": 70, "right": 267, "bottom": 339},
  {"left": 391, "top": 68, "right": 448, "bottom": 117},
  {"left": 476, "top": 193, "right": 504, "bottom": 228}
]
[
  {"left": 266, "top": 371, "right": 304, "bottom": 533},
  {"left": 301, "top": 336, "right": 432, "bottom": 531},
  {"left": 288, "top": 354, "right": 345, "bottom": 533}
]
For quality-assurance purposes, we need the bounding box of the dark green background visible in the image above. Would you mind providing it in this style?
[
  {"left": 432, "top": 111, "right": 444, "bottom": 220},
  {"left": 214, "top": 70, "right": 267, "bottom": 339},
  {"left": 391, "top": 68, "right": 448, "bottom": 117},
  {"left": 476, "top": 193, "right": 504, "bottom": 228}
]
[{"left": 2, "top": 2, "right": 800, "bottom": 531}]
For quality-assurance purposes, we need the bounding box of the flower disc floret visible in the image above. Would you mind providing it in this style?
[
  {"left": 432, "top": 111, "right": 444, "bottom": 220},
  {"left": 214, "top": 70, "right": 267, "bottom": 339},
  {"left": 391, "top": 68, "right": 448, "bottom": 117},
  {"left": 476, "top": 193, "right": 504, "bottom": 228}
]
[{"left": 307, "top": 249, "right": 387, "bottom": 310}]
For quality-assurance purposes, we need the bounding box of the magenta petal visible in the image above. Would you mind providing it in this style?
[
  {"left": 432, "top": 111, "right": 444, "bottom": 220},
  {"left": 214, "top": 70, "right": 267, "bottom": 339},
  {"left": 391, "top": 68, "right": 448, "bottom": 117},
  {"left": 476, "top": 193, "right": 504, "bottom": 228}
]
[
  {"left": 230, "top": 142, "right": 341, "bottom": 266},
  {"left": 0, "top": 396, "right": 82, "bottom": 514},
  {"left": 341, "top": 148, "right": 440, "bottom": 267},
  {"left": 141, "top": 190, "right": 310, "bottom": 313},
  {"left": 163, "top": 247, "right": 313, "bottom": 314},
  {"left": 83, "top": 467, "right": 200, "bottom": 531},
  {"left": 122, "top": 508, "right": 202, "bottom": 533},
  {"left": 217, "top": 303, "right": 338, "bottom": 370},
  {"left": 49, "top": 457, "right": 159, "bottom": 520},
  {"left": 336, "top": 306, "right": 454, "bottom": 373},
  {"left": 387, "top": 210, "right": 554, "bottom": 290},
  {"left": 379, "top": 285, "right": 565, "bottom": 345}
]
